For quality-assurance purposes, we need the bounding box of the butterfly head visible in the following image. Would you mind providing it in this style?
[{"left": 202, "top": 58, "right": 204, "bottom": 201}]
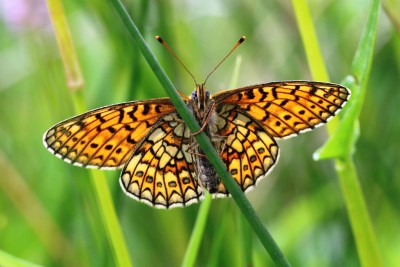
[{"left": 191, "top": 83, "right": 210, "bottom": 111}]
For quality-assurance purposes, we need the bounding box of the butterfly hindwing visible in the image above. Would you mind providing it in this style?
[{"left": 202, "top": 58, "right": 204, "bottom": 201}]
[
  {"left": 120, "top": 113, "right": 203, "bottom": 208},
  {"left": 214, "top": 105, "right": 279, "bottom": 195}
]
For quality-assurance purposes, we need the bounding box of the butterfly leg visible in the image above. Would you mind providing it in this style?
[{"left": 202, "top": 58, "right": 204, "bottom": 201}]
[
  {"left": 186, "top": 133, "right": 226, "bottom": 159},
  {"left": 186, "top": 140, "right": 207, "bottom": 157},
  {"left": 217, "top": 136, "right": 227, "bottom": 156},
  {"left": 191, "top": 102, "right": 216, "bottom": 136}
]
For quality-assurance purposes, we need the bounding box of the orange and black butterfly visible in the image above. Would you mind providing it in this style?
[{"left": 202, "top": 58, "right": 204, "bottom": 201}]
[{"left": 43, "top": 37, "right": 350, "bottom": 208}]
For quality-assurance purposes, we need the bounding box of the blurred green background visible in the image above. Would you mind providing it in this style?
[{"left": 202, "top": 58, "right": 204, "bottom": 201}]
[{"left": 0, "top": 0, "right": 399, "bottom": 266}]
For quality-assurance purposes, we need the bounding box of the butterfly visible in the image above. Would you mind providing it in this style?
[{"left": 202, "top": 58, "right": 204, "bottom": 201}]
[{"left": 43, "top": 37, "right": 350, "bottom": 209}]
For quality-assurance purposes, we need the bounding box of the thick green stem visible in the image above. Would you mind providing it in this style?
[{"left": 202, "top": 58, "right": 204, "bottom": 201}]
[{"left": 110, "top": 0, "right": 291, "bottom": 266}]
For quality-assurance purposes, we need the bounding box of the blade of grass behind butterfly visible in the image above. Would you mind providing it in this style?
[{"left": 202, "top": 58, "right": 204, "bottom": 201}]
[
  {"left": 181, "top": 192, "right": 212, "bottom": 267},
  {"left": 0, "top": 249, "right": 44, "bottom": 267},
  {"left": 208, "top": 203, "right": 232, "bottom": 267},
  {"left": 46, "top": 1, "right": 133, "bottom": 266},
  {"left": 0, "top": 151, "right": 77, "bottom": 266},
  {"left": 291, "top": 0, "right": 383, "bottom": 266},
  {"left": 315, "top": 0, "right": 380, "bottom": 160},
  {"left": 46, "top": 0, "right": 83, "bottom": 91},
  {"left": 110, "top": 1, "right": 291, "bottom": 266}
]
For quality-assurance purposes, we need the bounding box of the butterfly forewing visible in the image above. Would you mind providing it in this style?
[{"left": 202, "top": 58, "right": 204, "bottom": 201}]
[
  {"left": 43, "top": 99, "right": 176, "bottom": 169},
  {"left": 120, "top": 113, "right": 203, "bottom": 208},
  {"left": 213, "top": 81, "right": 350, "bottom": 139}
]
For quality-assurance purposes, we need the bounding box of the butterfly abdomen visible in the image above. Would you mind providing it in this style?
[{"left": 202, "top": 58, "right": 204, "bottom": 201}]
[{"left": 195, "top": 152, "right": 219, "bottom": 193}]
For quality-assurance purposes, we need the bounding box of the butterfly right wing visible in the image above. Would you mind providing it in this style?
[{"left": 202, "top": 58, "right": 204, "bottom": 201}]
[
  {"left": 213, "top": 104, "right": 280, "bottom": 195},
  {"left": 43, "top": 98, "right": 176, "bottom": 169},
  {"left": 213, "top": 81, "right": 350, "bottom": 139}
]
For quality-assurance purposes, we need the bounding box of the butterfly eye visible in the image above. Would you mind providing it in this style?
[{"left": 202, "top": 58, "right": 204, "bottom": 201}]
[
  {"left": 206, "top": 91, "right": 210, "bottom": 98},
  {"left": 191, "top": 91, "right": 197, "bottom": 100}
]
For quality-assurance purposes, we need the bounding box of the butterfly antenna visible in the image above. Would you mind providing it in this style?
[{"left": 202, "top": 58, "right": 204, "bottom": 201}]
[
  {"left": 156, "top": 36, "right": 198, "bottom": 85},
  {"left": 203, "top": 36, "right": 246, "bottom": 85}
]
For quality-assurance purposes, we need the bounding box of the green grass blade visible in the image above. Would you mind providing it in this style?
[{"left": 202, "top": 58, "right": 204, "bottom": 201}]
[
  {"left": 291, "top": 0, "right": 329, "bottom": 81},
  {"left": 231, "top": 55, "right": 253, "bottom": 267},
  {"left": 110, "top": 0, "right": 291, "bottom": 266},
  {"left": 0, "top": 249, "right": 44, "bottom": 267},
  {"left": 335, "top": 158, "right": 383, "bottom": 267},
  {"left": 180, "top": 193, "right": 212, "bottom": 267},
  {"left": 237, "top": 212, "right": 253, "bottom": 267},
  {"left": 292, "top": 0, "right": 383, "bottom": 266},
  {"left": 0, "top": 151, "right": 77, "bottom": 266},
  {"left": 89, "top": 170, "right": 133, "bottom": 267},
  {"left": 72, "top": 94, "right": 133, "bottom": 267},
  {"left": 46, "top": 0, "right": 84, "bottom": 91},
  {"left": 291, "top": 0, "right": 343, "bottom": 130},
  {"left": 316, "top": 0, "right": 381, "bottom": 160},
  {"left": 208, "top": 202, "right": 230, "bottom": 267},
  {"left": 46, "top": 1, "right": 133, "bottom": 266}
]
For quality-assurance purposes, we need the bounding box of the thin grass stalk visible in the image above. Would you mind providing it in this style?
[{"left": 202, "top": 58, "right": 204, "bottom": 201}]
[
  {"left": 291, "top": 0, "right": 383, "bottom": 266},
  {"left": 46, "top": 0, "right": 83, "bottom": 90},
  {"left": 237, "top": 212, "right": 253, "bottom": 267},
  {"left": 231, "top": 56, "right": 253, "bottom": 267},
  {"left": 70, "top": 59, "right": 133, "bottom": 267},
  {"left": 181, "top": 193, "right": 212, "bottom": 267},
  {"left": 208, "top": 202, "right": 230, "bottom": 267},
  {"left": 87, "top": 170, "right": 133, "bottom": 267},
  {"left": 0, "top": 249, "right": 44, "bottom": 267},
  {"left": 46, "top": 1, "right": 133, "bottom": 266},
  {"left": 0, "top": 151, "right": 76, "bottom": 266}
]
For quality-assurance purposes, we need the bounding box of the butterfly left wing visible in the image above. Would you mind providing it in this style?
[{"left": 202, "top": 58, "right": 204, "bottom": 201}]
[
  {"left": 120, "top": 113, "right": 203, "bottom": 208},
  {"left": 212, "top": 81, "right": 350, "bottom": 139},
  {"left": 213, "top": 105, "right": 279, "bottom": 195},
  {"left": 43, "top": 99, "right": 176, "bottom": 169}
]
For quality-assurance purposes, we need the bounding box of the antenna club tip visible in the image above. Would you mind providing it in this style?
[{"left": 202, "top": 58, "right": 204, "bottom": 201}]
[
  {"left": 239, "top": 36, "right": 247, "bottom": 43},
  {"left": 155, "top": 36, "right": 163, "bottom": 42}
]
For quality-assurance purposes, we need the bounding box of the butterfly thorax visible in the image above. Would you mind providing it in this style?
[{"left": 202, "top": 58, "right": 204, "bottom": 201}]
[{"left": 190, "top": 84, "right": 221, "bottom": 193}]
